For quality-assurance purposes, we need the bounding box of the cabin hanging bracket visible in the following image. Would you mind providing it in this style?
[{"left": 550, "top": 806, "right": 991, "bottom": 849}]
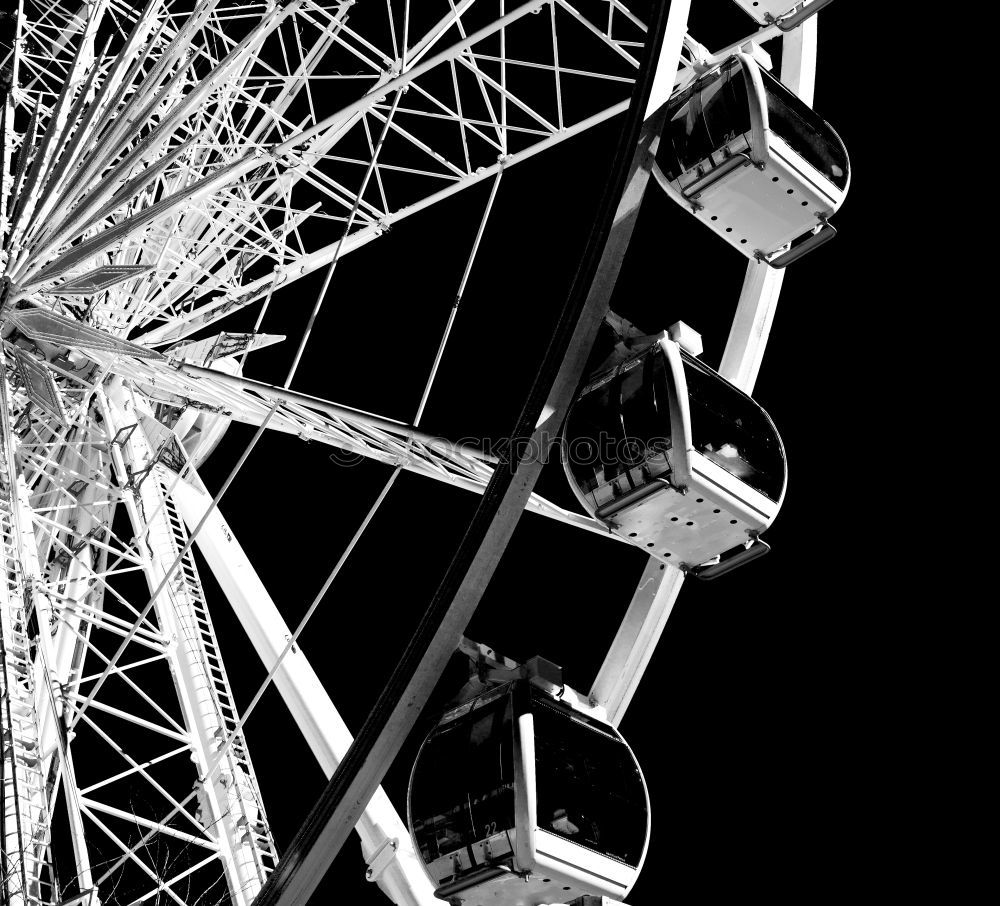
[{"left": 364, "top": 837, "right": 399, "bottom": 884}]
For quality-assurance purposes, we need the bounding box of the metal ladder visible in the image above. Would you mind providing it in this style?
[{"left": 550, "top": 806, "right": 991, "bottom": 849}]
[
  {"left": 143, "top": 470, "right": 279, "bottom": 891},
  {"left": 0, "top": 428, "right": 54, "bottom": 906}
]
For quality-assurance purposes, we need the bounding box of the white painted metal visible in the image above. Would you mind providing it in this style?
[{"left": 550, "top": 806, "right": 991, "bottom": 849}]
[
  {"left": 246, "top": 1, "right": 695, "bottom": 900},
  {"left": 3, "top": 0, "right": 648, "bottom": 330},
  {"left": 13, "top": 471, "right": 96, "bottom": 899},
  {"left": 563, "top": 336, "right": 785, "bottom": 569},
  {"left": 101, "top": 381, "right": 277, "bottom": 904},
  {"left": 733, "top": 0, "right": 805, "bottom": 24},
  {"left": 718, "top": 261, "right": 786, "bottom": 392},
  {"left": 91, "top": 352, "right": 625, "bottom": 540},
  {"left": 644, "top": 0, "right": 695, "bottom": 118},
  {"left": 0, "top": 354, "right": 56, "bottom": 906},
  {"left": 590, "top": 558, "right": 685, "bottom": 725},
  {"left": 720, "top": 16, "right": 817, "bottom": 386},
  {"left": 2, "top": 371, "right": 284, "bottom": 905}
]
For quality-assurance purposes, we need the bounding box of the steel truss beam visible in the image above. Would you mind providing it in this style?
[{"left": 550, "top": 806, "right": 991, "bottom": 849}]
[
  {"left": 96, "top": 381, "right": 279, "bottom": 904},
  {"left": 95, "top": 352, "right": 626, "bottom": 540}
]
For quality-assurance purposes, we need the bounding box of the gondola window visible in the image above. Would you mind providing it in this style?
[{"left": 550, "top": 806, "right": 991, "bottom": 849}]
[
  {"left": 409, "top": 693, "right": 516, "bottom": 865},
  {"left": 532, "top": 696, "right": 648, "bottom": 868}
]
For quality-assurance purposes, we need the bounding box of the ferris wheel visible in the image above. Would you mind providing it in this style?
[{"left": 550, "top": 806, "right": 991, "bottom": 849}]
[{"left": 0, "top": 2, "right": 849, "bottom": 905}]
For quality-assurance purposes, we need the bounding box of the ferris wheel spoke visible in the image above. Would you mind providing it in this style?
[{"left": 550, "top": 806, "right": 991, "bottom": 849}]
[
  {"left": 89, "top": 351, "right": 619, "bottom": 539},
  {"left": 0, "top": 342, "right": 91, "bottom": 903},
  {"left": 77, "top": 806, "right": 200, "bottom": 906},
  {"left": 251, "top": 0, "right": 687, "bottom": 893},
  {"left": 4, "top": 2, "right": 90, "bottom": 119},
  {"left": 66, "top": 458, "right": 442, "bottom": 905}
]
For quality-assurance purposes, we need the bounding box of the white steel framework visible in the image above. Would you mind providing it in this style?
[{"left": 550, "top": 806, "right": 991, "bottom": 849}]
[{"left": 0, "top": 1, "right": 838, "bottom": 904}]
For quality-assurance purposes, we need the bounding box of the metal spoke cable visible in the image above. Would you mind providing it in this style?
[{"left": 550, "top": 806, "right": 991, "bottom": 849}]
[
  {"left": 59, "top": 89, "right": 403, "bottom": 741},
  {"left": 385, "top": 0, "right": 400, "bottom": 60},
  {"left": 35, "top": 624, "right": 94, "bottom": 888},
  {"left": 414, "top": 167, "right": 502, "bottom": 425},
  {"left": 205, "top": 465, "right": 401, "bottom": 755},
  {"left": 0, "top": 0, "right": 668, "bottom": 899},
  {"left": 282, "top": 88, "right": 403, "bottom": 389},
  {"left": 0, "top": 349, "right": 34, "bottom": 903}
]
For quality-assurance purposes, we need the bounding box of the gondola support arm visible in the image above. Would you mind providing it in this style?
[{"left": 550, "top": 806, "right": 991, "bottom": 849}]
[{"left": 365, "top": 837, "right": 400, "bottom": 884}]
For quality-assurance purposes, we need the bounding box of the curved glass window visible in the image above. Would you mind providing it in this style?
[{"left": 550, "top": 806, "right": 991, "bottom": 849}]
[
  {"left": 564, "top": 347, "right": 671, "bottom": 498},
  {"left": 410, "top": 691, "right": 516, "bottom": 865},
  {"left": 657, "top": 58, "right": 751, "bottom": 180},
  {"left": 759, "top": 66, "right": 848, "bottom": 190},
  {"left": 566, "top": 345, "right": 784, "bottom": 503},
  {"left": 682, "top": 352, "right": 784, "bottom": 501},
  {"left": 532, "top": 693, "right": 647, "bottom": 867}
]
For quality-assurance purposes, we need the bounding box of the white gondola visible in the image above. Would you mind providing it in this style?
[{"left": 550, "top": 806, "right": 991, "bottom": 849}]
[
  {"left": 731, "top": 0, "right": 835, "bottom": 30},
  {"left": 563, "top": 335, "right": 785, "bottom": 578},
  {"left": 653, "top": 52, "right": 849, "bottom": 267},
  {"left": 408, "top": 679, "right": 650, "bottom": 905}
]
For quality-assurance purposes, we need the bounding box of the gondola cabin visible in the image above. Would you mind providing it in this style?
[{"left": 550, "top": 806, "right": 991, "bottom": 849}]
[
  {"left": 408, "top": 680, "right": 649, "bottom": 905},
  {"left": 731, "top": 0, "right": 835, "bottom": 29},
  {"left": 653, "top": 52, "right": 849, "bottom": 267},
  {"left": 563, "top": 335, "right": 786, "bottom": 576}
]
